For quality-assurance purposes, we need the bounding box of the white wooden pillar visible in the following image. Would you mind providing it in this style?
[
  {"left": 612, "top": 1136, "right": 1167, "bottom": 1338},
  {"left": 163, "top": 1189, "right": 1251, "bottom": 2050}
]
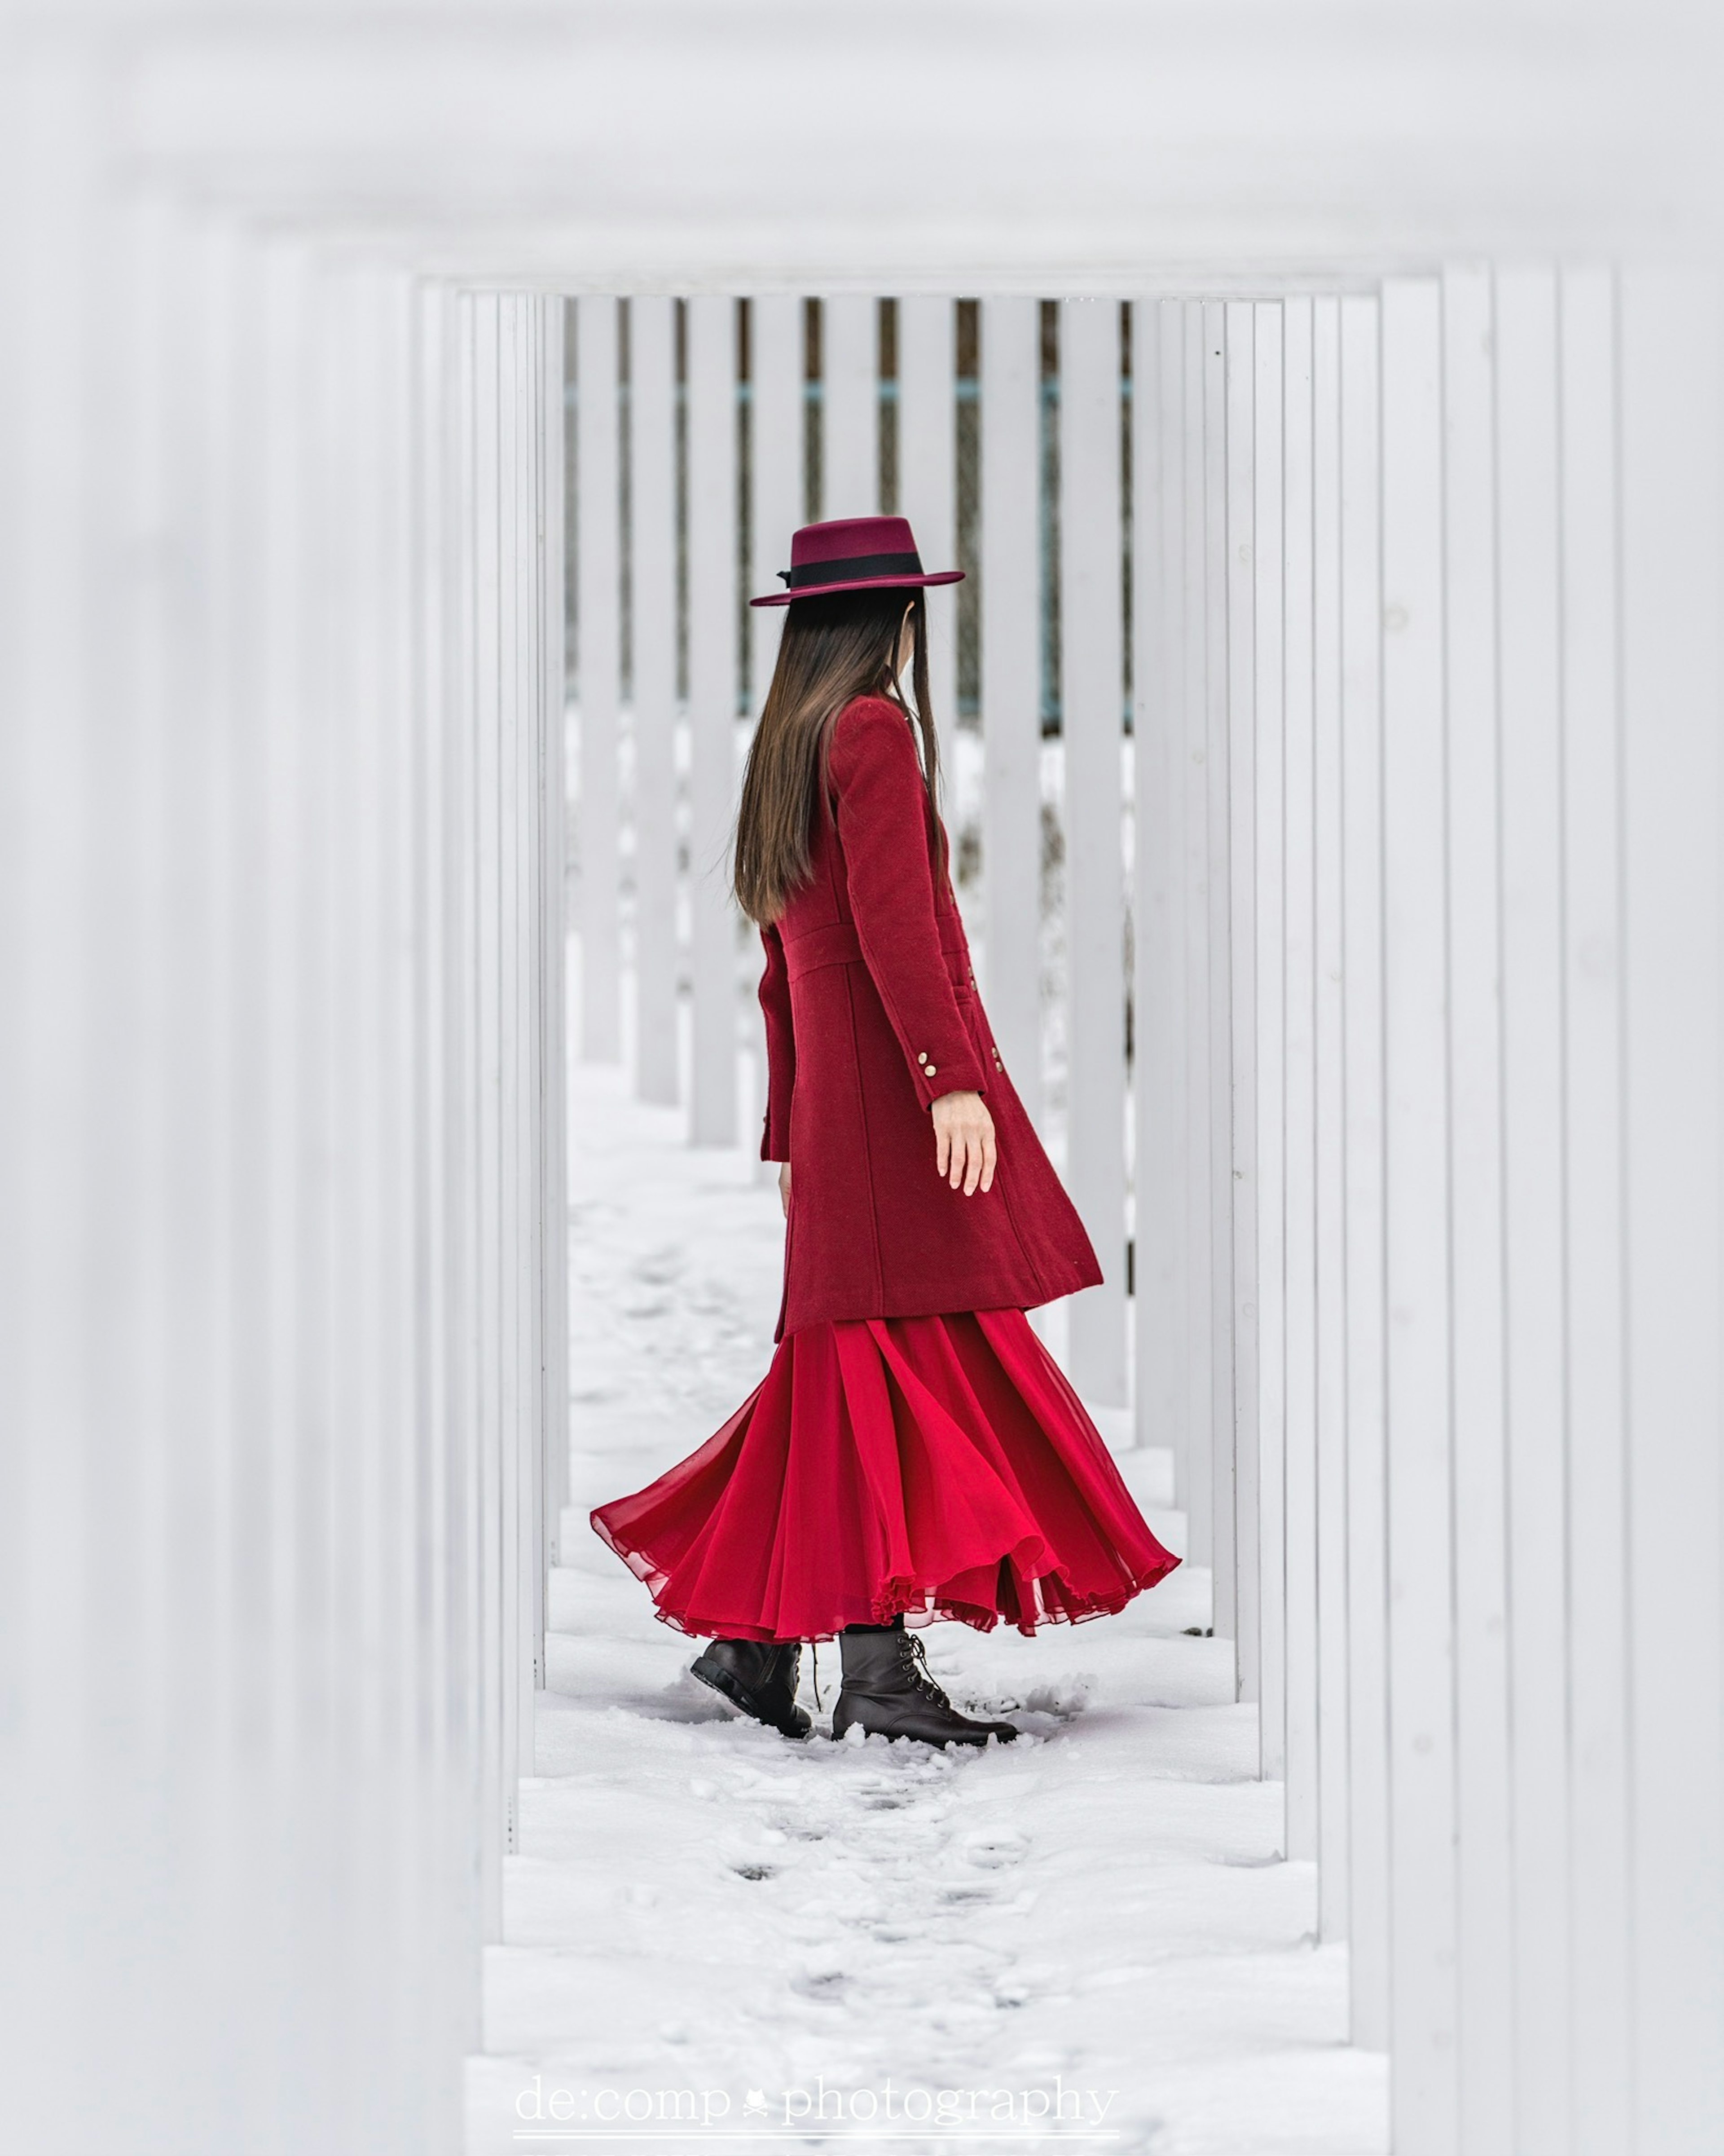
[
  {"left": 1617, "top": 264, "right": 1724, "bottom": 2156},
  {"left": 979, "top": 296, "right": 1043, "bottom": 1126},
  {"left": 1310, "top": 293, "right": 1349, "bottom": 1935},
  {"left": 1338, "top": 287, "right": 1390, "bottom": 2051},
  {"left": 1180, "top": 299, "right": 1215, "bottom": 1561},
  {"left": 821, "top": 294, "right": 877, "bottom": 519},
  {"left": 1223, "top": 300, "right": 1259, "bottom": 1702},
  {"left": 628, "top": 295, "right": 679, "bottom": 1105},
  {"left": 1060, "top": 298, "right": 1128, "bottom": 1405},
  {"left": 1380, "top": 274, "right": 1459, "bottom": 2153},
  {"left": 897, "top": 297, "right": 959, "bottom": 766},
  {"left": 685, "top": 295, "right": 739, "bottom": 1146},
  {"left": 1201, "top": 300, "right": 1237, "bottom": 1637},
  {"left": 576, "top": 296, "right": 621, "bottom": 1062},
  {"left": 749, "top": 294, "right": 803, "bottom": 706},
  {"left": 1439, "top": 259, "right": 1513, "bottom": 2138},
  {"left": 539, "top": 300, "right": 570, "bottom": 1560},
  {"left": 1251, "top": 300, "right": 1287, "bottom": 1784},
  {"left": 1557, "top": 263, "right": 1632, "bottom": 2156},
  {"left": 1280, "top": 294, "right": 1319, "bottom": 1864},
  {"left": 1133, "top": 300, "right": 1186, "bottom": 1459}
]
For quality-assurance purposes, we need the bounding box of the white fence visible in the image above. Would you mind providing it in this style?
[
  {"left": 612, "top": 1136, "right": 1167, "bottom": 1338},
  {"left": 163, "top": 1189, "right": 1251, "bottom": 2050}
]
[{"left": 569, "top": 280, "right": 1724, "bottom": 2152}]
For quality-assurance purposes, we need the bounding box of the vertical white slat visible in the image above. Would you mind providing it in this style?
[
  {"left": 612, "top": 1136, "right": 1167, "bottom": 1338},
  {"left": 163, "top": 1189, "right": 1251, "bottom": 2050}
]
[
  {"left": 1558, "top": 264, "right": 1632, "bottom": 2156},
  {"left": 749, "top": 294, "right": 803, "bottom": 708},
  {"left": 493, "top": 295, "right": 527, "bottom": 1821},
  {"left": 980, "top": 296, "right": 1043, "bottom": 1129},
  {"left": 1440, "top": 263, "right": 1513, "bottom": 2143},
  {"left": 576, "top": 297, "right": 621, "bottom": 1062},
  {"left": 897, "top": 297, "right": 959, "bottom": 769},
  {"left": 1339, "top": 288, "right": 1390, "bottom": 2050},
  {"left": 629, "top": 296, "right": 679, "bottom": 1106},
  {"left": 1252, "top": 300, "right": 1287, "bottom": 1783},
  {"left": 686, "top": 294, "right": 739, "bottom": 1147},
  {"left": 1203, "top": 300, "right": 1237, "bottom": 1644},
  {"left": 1495, "top": 264, "right": 1573, "bottom": 2152},
  {"left": 821, "top": 294, "right": 877, "bottom": 519},
  {"left": 1180, "top": 299, "right": 1214, "bottom": 1565},
  {"left": 1223, "top": 302, "right": 1258, "bottom": 1702},
  {"left": 1280, "top": 295, "right": 1319, "bottom": 1864},
  {"left": 1618, "top": 265, "right": 1724, "bottom": 2156},
  {"left": 465, "top": 290, "right": 510, "bottom": 1908},
  {"left": 1060, "top": 298, "right": 1128, "bottom": 1405},
  {"left": 1133, "top": 301, "right": 1185, "bottom": 1459},
  {"left": 1310, "top": 292, "right": 1350, "bottom": 1936},
  {"left": 540, "top": 300, "right": 570, "bottom": 1561},
  {"left": 1381, "top": 276, "right": 1460, "bottom": 2153}
]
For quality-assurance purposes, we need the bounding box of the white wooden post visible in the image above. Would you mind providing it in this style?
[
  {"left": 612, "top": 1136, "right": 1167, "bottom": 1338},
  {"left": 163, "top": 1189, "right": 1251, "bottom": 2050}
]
[
  {"left": 1310, "top": 293, "right": 1349, "bottom": 1936},
  {"left": 749, "top": 294, "right": 803, "bottom": 706},
  {"left": 629, "top": 296, "right": 679, "bottom": 1105},
  {"left": 685, "top": 294, "right": 739, "bottom": 1146},
  {"left": 1617, "top": 264, "right": 1724, "bottom": 2156},
  {"left": 540, "top": 299, "right": 570, "bottom": 1561},
  {"left": 1223, "top": 300, "right": 1259, "bottom": 1702},
  {"left": 1060, "top": 298, "right": 1128, "bottom": 1405},
  {"left": 1180, "top": 299, "right": 1214, "bottom": 1564},
  {"left": 1558, "top": 263, "right": 1632, "bottom": 2156},
  {"left": 979, "top": 296, "right": 1043, "bottom": 1128},
  {"left": 1280, "top": 294, "right": 1319, "bottom": 1865},
  {"left": 1251, "top": 300, "right": 1287, "bottom": 1783},
  {"left": 1338, "top": 288, "right": 1390, "bottom": 2050},
  {"left": 821, "top": 294, "right": 877, "bottom": 518},
  {"left": 1380, "top": 275, "right": 1459, "bottom": 2152},
  {"left": 1133, "top": 300, "right": 1186, "bottom": 1459},
  {"left": 576, "top": 296, "right": 621, "bottom": 1062},
  {"left": 1438, "top": 260, "right": 1513, "bottom": 2139},
  {"left": 897, "top": 297, "right": 959, "bottom": 768},
  {"left": 1202, "top": 300, "right": 1237, "bottom": 1641}
]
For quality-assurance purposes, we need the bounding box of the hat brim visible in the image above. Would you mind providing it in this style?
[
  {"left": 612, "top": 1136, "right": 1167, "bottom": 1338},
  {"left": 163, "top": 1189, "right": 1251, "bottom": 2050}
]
[{"left": 748, "top": 568, "right": 965, "bottom": 609}]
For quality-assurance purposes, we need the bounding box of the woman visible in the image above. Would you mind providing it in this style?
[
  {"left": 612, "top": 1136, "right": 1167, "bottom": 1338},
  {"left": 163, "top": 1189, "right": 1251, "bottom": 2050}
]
[{"left": 592, "top": 515, "right": 1180, "bottom": 1747}]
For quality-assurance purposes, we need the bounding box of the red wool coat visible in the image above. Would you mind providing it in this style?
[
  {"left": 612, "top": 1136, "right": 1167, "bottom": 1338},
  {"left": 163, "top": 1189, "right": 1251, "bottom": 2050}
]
[{"left": 759, "top": 694, "right": 1104, "bottom": 1340}]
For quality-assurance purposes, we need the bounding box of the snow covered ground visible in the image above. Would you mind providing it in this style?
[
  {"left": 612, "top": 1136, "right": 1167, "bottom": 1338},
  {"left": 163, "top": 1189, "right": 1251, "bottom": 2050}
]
[{"left": 465, "top": 1063, "right": 1388, "bottom": 2156}]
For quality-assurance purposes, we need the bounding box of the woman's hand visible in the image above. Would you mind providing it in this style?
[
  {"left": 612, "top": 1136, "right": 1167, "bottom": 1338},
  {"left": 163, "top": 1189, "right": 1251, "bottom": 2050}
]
[
  {"left": 778, "top": 1162, "right": 792, "bottom": 1218},
  {"left": 931, "top": 1090, "right": 997, "bottom": 1195}
]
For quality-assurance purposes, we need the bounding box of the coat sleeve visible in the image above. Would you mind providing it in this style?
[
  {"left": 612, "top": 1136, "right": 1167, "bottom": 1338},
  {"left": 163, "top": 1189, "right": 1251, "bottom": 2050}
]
[
  {"left": 827, "top": 697, "right": 989, "bottom": 1111},
  {"left": 757, "top": 922, "right": 796, "bottom": 1162}
]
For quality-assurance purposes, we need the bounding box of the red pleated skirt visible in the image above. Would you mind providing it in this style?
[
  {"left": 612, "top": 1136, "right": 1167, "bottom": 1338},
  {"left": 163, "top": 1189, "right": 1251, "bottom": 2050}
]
[{"left": 589, "top": 1307, "right": 1181, "bottom": 1643}]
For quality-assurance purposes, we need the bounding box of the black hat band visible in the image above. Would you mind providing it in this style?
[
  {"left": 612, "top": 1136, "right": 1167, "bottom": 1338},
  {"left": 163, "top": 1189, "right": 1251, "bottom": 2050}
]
[{"left": 777, "top": 550, "right": 924, "bottom": 589}]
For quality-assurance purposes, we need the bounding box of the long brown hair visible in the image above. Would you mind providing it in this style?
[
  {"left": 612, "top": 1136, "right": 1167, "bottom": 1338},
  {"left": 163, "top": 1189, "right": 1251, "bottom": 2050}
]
[{"left": 732, "top": 586, "right": 942, "bottom": 926}]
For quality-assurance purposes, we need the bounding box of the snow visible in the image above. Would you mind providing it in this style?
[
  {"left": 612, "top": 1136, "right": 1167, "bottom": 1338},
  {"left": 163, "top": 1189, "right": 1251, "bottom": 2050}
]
[{"left": 465, "top": 1063, "right": 1388, "bottom": 2155}]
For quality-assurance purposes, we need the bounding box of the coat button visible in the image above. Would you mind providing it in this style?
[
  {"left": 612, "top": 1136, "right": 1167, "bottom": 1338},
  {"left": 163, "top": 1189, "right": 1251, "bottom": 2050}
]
[
  {"left": 925, "top": 1064, "right": 937, "bottom": 1076},
  {"left": 916, "top": 1050, "right": 929, "bottom": 1065}
]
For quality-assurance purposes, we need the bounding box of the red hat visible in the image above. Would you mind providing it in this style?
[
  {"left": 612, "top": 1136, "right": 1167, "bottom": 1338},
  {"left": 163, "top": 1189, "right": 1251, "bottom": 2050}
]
[{"left": 749, "top": 515, "right": 964, "bottom": 608}]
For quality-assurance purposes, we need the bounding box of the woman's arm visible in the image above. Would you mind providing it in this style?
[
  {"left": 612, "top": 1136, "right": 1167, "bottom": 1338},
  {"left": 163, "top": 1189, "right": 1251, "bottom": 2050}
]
[
  {"left": 757, "top": 923, "right": 796, "bottom": 1165},
  {"left": 828, "top": 698, "right": 995, "bottom": 1192}
]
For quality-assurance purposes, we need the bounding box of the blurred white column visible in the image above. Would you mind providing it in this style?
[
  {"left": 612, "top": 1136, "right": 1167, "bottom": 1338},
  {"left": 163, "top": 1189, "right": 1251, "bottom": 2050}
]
[
  {"left": 1337, "top": 288, "right": 1389, "bottom": 2052},
  {"left": 749, "top": 293, "right": 803, "bottom": 701},
  {"left": 897, "top": 296, "right": 960, "bottom": 769},
  {"left": 685, "top": 294, "right": 740, "bottom": 1146},
  {"left": 979, "top": 296, "right": 1043, "bottom": 1124},
  {"left": 1380, "top": 274, "right": 1460, "bottom": 2155},
  {"left": 1250, "top": 300, "right": 1287, "bottom": 1785},
  {"left": 1223, "top": 299, "right": 1259, "bottom": 1702},
  {"left": 821, "top": 294, "right": 877, "bottom": 518},
  {"left": 628, "top": 295, "right": 679, "bottom": 1105},
  {"left": 1060, "top": 297, "right": 1128, "bottom": 1405},
  {"left": 1133, "top": 300, "right": 1187, "bottom": 1459},
  {"left": 576, "top": 296, "right": 622, "bottom": 1062},
  {"left": 1280, "top": 294, "right": 1319, "bottom": 1865}
]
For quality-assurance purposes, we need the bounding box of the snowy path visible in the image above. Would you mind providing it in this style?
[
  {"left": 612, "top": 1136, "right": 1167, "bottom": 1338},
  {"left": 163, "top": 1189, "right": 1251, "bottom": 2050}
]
[{"left": 466, "top": 1067, "right": 1387, "bottom": 2156}]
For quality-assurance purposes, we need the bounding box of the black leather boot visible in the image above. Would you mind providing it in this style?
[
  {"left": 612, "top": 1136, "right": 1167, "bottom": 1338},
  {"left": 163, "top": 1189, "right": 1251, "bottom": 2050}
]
[
  {"left": 831, "top": 1620, "right": 1019, "bottom": 1748},
  {"left": 690, "top": 1638, "right": 812, "bottom": 1740}
]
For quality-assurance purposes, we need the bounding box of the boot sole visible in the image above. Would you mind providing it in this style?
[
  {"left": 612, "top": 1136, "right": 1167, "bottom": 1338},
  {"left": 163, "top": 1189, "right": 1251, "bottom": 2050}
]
[
  {"left": 830, "top": 1704, "right": 1018, "bottom": 1749},
  {"left": 690, "top": 1656, "right": 812, "bottom": 1741}
]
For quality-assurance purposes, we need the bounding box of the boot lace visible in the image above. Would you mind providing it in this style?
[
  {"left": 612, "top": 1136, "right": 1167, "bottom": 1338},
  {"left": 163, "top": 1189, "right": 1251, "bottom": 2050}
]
[{"left": 900, "top": 1631, "right": 953, "bottom": 1709}]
